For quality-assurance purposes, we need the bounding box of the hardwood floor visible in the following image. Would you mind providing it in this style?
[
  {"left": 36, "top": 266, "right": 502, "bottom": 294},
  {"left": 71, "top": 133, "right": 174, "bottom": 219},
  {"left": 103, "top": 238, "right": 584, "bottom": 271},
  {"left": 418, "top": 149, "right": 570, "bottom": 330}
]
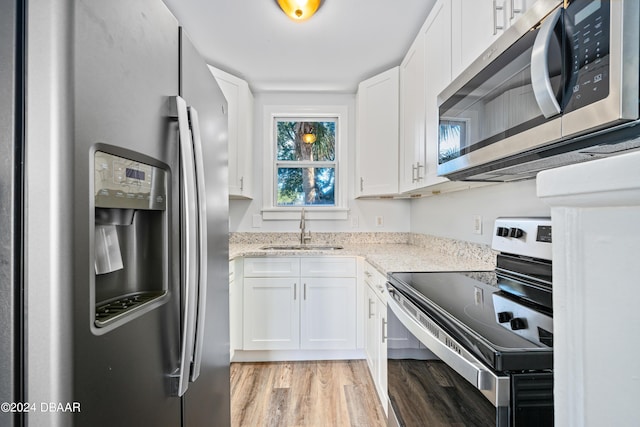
[
  {"left": 230, "top": 360, "right": 386, "bottom": 427},
  {"left": 387, "top": 359, "right": 495, "bottom": 427}
]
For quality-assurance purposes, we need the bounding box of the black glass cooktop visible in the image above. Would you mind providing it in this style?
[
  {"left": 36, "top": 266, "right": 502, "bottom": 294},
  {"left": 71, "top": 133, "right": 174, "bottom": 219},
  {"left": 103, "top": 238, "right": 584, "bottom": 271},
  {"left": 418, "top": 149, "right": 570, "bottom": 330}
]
[{"left": 387, "top": 271, "right": 553, "bottom": 372}]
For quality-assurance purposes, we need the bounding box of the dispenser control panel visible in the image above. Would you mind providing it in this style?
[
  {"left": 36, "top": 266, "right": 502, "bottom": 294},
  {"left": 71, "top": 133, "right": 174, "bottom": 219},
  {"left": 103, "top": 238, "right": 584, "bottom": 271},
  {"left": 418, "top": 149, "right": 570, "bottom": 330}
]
[{"left": 94, "top": 151, "right": 166, "bottom": 210}]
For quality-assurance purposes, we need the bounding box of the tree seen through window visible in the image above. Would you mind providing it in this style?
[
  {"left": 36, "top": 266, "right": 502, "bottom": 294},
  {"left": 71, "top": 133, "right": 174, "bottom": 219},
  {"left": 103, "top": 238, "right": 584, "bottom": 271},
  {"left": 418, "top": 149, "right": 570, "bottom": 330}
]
[{"left": 275, "top": 119, "right": 336, "bottom": 206}]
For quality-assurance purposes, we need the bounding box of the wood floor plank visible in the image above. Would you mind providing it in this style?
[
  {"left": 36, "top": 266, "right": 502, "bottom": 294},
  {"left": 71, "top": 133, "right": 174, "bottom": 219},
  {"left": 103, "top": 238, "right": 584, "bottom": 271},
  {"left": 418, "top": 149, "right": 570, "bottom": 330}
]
[
  {"left": 231, "top": 360, "right": 386, "bottom": 427},
  {"left": 266, "top": 387, "right": 290, "bottom": 427}
]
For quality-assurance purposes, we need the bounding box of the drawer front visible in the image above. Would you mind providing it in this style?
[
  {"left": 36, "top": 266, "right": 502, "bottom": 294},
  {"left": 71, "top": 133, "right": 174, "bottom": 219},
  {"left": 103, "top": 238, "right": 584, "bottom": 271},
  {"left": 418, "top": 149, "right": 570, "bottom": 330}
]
[
  {"left": 364, "top": 261, "right": 388, "bottom": 298},
  {"left": 301, "top": 257, "right": 356, "bottom": 277},
  {"left": 243, "top": 257, "right": 300, "bottom": 277}
]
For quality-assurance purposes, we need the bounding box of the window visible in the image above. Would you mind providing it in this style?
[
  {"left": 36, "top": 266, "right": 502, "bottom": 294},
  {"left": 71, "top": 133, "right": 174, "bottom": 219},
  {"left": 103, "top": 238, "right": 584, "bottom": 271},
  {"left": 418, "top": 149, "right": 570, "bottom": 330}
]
[
  {"left": 438, "top": 119, "right": 468, "bottom": 164},
  {"left": 262, "top": 105, "right": 348, "bottom": 220},
  {"left": 275, "top": 119, "right": 336, "bottom": 206}
]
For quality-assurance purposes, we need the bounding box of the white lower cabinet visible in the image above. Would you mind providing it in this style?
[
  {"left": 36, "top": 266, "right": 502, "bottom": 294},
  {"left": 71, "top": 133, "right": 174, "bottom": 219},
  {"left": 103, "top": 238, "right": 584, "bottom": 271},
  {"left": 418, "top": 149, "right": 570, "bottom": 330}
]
[
  {"left": 301, "top": 277, "right": 356, "bottom": 350},
  {"left": 243, "top": 277, "right": 300, "bottom": 350},
  {"left": 242, "top": 257, "right": 357, "bottom": 352},
  {"left": 363, "top": 262, "right": 388, "bottom": 414},
  {"left": 229, "top": 260, "right": 242, "bottom": 359}
]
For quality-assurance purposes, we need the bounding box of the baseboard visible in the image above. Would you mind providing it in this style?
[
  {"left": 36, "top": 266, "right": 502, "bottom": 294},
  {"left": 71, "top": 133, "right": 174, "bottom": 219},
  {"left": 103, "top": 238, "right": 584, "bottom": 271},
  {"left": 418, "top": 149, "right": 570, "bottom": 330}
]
[{"left": 231, "top": 348, "right": 366, "bottom": 363}]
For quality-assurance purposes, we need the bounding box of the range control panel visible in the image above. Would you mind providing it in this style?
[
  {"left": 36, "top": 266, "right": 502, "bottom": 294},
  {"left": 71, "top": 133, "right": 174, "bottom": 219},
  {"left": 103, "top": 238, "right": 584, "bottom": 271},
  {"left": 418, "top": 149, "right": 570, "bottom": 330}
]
[
  {"left": 493, "top": 292, "right": 554, "bottom": 347},
  {"left": 491, "top": 217, "right": 552, "bottom": 261}
]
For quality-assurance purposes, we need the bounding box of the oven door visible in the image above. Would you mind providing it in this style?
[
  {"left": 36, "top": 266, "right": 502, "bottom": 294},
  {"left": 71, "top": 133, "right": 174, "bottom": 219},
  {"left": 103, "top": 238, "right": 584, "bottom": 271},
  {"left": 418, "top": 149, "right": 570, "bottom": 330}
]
[{"left": 386, "top": 287, "right": 509, "bottom": 427}]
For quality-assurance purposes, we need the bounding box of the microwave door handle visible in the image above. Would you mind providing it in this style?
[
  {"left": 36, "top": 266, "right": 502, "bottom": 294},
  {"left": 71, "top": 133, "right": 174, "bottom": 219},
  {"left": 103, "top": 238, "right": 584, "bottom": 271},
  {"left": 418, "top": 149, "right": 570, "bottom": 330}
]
[
  {"left": 531, "top": 7, "right": 562, "bottom": 118},
  {"left": 171, "top": 96, "right": 199, "bottom": 397},
  {"left": 187, "top": 105, "right": 208, "bottom": 383}
]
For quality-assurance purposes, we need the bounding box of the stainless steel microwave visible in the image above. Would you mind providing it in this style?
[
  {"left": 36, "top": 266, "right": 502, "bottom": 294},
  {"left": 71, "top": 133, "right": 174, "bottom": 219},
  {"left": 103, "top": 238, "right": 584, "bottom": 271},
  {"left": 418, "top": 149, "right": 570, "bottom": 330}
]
[{"left": 438, "top": 0, "right": 640, "bottom": 181}]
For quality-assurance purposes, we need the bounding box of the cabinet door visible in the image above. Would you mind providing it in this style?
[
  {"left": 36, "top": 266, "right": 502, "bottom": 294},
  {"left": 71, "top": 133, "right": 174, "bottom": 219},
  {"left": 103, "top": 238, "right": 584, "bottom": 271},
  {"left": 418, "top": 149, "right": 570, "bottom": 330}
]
[
  {"left": 243, "top": 278, "right": 299, "bottom": 350},
  {"left": 229, "top": 260, "right": 242, "bottom": 353},
  {"left": 451, "top": 0, "right": 536, "bottom": 78},
  {"left": 508, "top": 0, "right": 536, "bottom": 27},
  {"left": 355, "top": 67, "right": 399, "bottom": 197},
  {"left": 300, "top": 277, "right": 357, "bottom": 350},
  {"left": 424, "top": 0, "right": 452, "bottom": 186},
  {"left": 399, "top": 33, "right": 427, "bottom": 193},
  {"left": 209, "top": 66, "right": 254, "bottom": 199},
  {"left": 452, "top": 0, "right": 504, "bottom": 77},
  {"left": 377, "top": 295, "right": 388, "bottom": 412},
  {"left": 364, "top": 284, "right": 379, "bottom": 376}
]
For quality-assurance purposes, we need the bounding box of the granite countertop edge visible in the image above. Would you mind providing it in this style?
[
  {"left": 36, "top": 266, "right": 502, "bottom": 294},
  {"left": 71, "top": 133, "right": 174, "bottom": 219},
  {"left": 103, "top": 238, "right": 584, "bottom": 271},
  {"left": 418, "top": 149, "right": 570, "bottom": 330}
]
[{"left": 229, "top": 242, "right": 496, "bottom": 276}]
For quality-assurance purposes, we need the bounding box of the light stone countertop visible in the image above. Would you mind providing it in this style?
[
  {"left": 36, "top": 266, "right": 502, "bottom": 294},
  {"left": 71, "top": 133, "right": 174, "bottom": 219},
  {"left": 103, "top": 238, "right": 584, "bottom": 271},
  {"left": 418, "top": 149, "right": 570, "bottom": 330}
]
[{"left": 229, "top": 233, "right": 497, "bottom": 276}]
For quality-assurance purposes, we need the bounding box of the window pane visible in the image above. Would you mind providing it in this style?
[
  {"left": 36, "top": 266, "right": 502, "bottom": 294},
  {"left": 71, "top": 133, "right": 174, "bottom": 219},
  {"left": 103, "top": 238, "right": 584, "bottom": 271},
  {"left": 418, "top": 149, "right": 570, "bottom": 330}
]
[
  {"left": 276, "top": 167, "right": 335, "bottom": 206},
  {"left": 276, "top": 120, "right": 336, "bottom": 161},
  {"left": 439, "top": 120, "right": 467, "bottom": 164}
]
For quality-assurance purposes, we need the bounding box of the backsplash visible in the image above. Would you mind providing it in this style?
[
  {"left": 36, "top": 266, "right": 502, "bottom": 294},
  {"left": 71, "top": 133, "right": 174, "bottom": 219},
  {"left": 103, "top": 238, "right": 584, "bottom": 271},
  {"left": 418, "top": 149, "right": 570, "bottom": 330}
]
[{"left": 408, "top": 233, "right": 498, "bottom": 267}]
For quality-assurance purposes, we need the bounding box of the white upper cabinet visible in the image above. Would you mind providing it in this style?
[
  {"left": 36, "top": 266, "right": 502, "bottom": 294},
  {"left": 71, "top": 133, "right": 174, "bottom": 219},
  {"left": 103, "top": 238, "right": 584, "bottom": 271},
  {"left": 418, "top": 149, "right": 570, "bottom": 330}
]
[
  {"left": 355, "top": 67, "right": 399, "bottom": 197},
  {"left": 451, "top": 0, "right": 536, "bottom": 78},
  {"left": 208, "top": 66, "right": 254, "bottom": 199},
  {"left": 399, "top": 0, "right": 454, "bottom": 193},
  {"left": 423, "top": 0, "right": 452, "bottom": 187},
  {"left": 399, "top": 31, "right": 427, "bottom": 193}
]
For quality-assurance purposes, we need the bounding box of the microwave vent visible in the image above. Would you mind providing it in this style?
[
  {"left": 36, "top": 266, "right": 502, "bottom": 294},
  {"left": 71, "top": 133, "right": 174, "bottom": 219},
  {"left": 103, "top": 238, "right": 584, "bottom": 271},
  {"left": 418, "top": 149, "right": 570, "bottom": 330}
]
[{"left": 448, "top": 127, "right": 640, "bottom": 182}]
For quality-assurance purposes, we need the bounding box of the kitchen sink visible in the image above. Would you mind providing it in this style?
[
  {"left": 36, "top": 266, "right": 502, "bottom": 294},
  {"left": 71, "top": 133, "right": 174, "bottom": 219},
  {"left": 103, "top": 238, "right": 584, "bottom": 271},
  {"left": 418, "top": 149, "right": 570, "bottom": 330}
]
[{"left": 260, "top": 244, "right": 344, "bottom": 251}]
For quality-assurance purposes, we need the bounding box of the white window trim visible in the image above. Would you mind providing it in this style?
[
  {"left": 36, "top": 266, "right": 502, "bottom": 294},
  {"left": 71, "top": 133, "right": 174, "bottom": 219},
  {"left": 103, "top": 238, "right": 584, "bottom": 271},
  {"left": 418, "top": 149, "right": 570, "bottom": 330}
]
[{"left": 262, "top": 105, "right": 349, "bottom": 220}]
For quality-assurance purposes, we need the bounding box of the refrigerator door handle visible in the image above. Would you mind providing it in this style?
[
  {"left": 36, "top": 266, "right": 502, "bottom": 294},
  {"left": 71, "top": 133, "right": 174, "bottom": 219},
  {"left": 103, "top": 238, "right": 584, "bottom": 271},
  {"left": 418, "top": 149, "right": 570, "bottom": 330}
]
[
  {"left": 171, "top": 96, "right": 198, "bottom": 397},
  {"left": 187, "top": 105, "right": 208, "bottom": 383}
]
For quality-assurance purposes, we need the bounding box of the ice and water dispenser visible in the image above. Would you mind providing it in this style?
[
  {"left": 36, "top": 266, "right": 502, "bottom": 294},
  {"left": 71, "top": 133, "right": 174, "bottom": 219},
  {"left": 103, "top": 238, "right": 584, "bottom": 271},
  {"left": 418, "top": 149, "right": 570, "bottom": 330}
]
[{"left": 93, "top": 150, "right": 168, "bottom": 330}]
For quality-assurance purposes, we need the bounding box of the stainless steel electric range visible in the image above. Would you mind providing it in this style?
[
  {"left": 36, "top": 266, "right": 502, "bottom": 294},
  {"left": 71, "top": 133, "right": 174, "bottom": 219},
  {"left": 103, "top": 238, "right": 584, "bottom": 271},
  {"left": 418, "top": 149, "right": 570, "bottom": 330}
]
[{"left": 386, "top": 218, "right": 554, "bottom": 427}]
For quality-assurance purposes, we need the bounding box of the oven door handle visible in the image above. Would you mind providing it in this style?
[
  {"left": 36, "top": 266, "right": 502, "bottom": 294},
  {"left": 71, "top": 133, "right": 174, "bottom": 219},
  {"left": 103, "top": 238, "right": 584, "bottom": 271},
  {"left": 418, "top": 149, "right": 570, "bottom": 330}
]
[{"left": 387, "top": 293, "right": 497, "bottom": 395}]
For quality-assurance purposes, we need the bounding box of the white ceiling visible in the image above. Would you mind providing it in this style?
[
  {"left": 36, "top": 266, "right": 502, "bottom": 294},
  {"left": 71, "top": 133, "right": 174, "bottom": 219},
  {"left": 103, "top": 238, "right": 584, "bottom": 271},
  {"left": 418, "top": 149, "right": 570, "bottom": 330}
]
[{"left": 162, "top": 0, "right": 437, "bottom": 93}]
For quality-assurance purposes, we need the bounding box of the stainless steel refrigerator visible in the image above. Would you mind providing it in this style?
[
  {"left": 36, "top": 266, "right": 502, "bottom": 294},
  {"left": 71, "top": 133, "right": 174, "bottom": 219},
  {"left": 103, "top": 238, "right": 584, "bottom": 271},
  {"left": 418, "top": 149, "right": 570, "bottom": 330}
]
[{"left": 0, "top": 0, "right": 230, "bottom": 426}]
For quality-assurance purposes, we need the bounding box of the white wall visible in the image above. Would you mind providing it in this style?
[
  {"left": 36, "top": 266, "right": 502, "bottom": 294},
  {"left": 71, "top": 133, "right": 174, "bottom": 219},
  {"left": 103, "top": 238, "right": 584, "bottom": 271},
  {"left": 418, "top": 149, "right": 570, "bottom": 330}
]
[
  {"left": 230, "top": 90, "right": 550, "bottom": 238},
  {"left": 229, "top": 91, "right": 411, "bottom": 233},
  {"left": 409, "top": 179, "right": 550, "bottom": 245}
]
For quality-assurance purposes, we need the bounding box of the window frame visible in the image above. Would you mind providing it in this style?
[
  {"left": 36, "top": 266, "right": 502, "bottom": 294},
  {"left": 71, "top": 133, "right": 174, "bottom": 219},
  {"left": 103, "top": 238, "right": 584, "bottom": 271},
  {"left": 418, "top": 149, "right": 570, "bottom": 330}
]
[{"left": 262, "top": 105, "right": 349, "bottom": 220}]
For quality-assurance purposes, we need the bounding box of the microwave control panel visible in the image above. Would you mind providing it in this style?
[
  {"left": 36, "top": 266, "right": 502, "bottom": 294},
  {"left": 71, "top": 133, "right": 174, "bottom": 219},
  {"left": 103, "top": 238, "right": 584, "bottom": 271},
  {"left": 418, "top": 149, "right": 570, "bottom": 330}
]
[{"left": 564, "top": 0, "right": 610, "bottom": 113}]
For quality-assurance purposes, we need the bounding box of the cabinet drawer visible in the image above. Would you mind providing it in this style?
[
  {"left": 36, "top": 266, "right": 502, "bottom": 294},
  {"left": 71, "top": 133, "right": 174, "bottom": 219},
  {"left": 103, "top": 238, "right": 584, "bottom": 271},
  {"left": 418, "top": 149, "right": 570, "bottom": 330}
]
[
  {"left": 243, "top": 257, "right": 300, "bottom": 277},
  {"left": 364, "top": 261, "right": 388, "bottom": 297},
  {"left": 301, "top": 257, "right": 356, "bottom": 277}
]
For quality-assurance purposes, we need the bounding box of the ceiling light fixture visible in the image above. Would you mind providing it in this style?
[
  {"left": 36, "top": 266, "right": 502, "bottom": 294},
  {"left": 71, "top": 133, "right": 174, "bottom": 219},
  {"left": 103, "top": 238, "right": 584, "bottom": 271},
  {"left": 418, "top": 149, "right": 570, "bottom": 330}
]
[
  {"left": 302, "top": 133, "right": 317, "bottom": 144},
  {"left": 276, "top": 0, "right": 322, "bottom": 22}
]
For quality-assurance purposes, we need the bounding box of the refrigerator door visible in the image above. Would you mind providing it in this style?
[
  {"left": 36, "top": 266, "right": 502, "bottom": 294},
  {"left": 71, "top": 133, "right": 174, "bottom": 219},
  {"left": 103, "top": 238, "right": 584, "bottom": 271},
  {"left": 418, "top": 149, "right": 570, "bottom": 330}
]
[
  {"left": 0, "top": 1, "right": 23, "bottom": 426},
  {"left": 179, "top": 29, "right": 231, "bottom": 427},
  {"left": 26, "top": 0, "right": 182, "bottom": 425},
  {"left": 75, "top": 1, "right": 183, "bottom": 424}
]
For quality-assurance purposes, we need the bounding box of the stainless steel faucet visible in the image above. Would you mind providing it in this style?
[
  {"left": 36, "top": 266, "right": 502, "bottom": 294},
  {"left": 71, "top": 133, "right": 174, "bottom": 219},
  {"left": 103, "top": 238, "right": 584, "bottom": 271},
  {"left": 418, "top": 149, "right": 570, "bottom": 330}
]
[{"left": 300, "top": 208, "right": 312, "bottom": 245}]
